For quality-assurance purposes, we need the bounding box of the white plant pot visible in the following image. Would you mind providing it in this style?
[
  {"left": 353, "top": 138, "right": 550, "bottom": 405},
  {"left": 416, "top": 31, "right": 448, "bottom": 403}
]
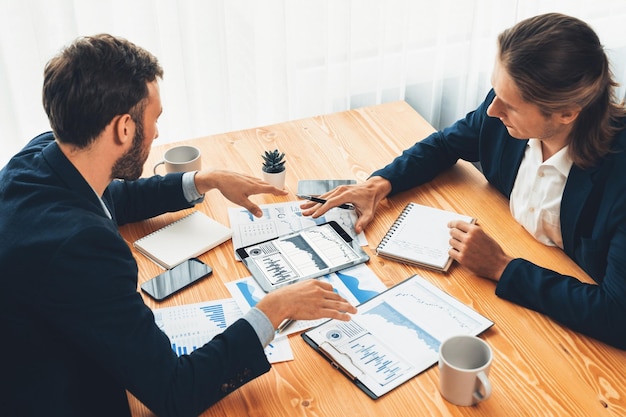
[{"left": 262, "top": 170, "right": 286, "bottom": 189}]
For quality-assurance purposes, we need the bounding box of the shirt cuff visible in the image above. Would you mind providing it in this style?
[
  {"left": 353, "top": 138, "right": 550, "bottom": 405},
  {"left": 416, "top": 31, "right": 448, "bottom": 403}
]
[
  {"left": 182, "top": 171, "right": 205, "bottom": 204},
  {"left": 243, "top": 307, "right": 276, "bottom": 348}
]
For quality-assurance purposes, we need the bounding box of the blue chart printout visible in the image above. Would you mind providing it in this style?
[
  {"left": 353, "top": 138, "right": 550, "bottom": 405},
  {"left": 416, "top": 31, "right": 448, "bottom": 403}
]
[
  {"left": 226, "top": 263, "right": 388, "bottom": 336},
  {"left": 302, "top": 274, "right": 493, "bottom": 399},
  {"left": 152, "top": 299, "right": 293, "bottom": 363},
  {"left": 153, "top": 299, "right": 241, "bottom": 356}
]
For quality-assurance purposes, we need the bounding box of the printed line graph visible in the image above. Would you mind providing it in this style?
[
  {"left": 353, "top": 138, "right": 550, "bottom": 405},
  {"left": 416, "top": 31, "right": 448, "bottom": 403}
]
[{"left": 306, "top": 275, "right": 493, "bottom": 398}]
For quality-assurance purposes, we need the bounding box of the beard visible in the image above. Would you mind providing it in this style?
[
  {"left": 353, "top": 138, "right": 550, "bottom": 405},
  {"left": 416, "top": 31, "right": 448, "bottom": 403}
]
[{"left": 111, "top": 118, "right": 149, "bottom": 181}]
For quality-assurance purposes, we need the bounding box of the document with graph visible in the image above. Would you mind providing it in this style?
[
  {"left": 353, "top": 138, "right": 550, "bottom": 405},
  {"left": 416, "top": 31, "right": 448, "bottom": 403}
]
[
  {"left": 228, "top": 200, "right": 367, "bottom": 260},
  {"left": 302, "top": 274, "right": 493, "bottom": 399},
  {"left": 152, "top": 298, "right": 293, "bottom": 363}
]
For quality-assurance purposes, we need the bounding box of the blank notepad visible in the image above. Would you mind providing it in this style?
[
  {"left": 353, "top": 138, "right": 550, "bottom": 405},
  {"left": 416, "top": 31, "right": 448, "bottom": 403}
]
[
  {"left": 133, "top": 211, "right": 233, "bottom": 269},
  {"left": 376, "top": 203, "right": 475, "bottom": 271}
]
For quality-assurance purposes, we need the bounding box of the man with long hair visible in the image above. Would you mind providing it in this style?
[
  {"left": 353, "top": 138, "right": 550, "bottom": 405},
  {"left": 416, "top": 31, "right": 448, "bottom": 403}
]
[{"left": 304, "top": 13, "right": 626, "bottom": 349}]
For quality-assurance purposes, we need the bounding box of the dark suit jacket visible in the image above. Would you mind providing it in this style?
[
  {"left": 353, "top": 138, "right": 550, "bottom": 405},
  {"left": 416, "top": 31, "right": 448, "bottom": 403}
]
[
  {"left": 0, "top": 133, "right": 271, "bottom": 417},
  {"left": 373, "top": 90, "right": 626, "bottom": 349}
]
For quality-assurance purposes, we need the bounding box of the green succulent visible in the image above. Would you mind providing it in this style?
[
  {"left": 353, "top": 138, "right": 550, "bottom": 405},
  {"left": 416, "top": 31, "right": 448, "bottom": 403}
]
[{"left": 261, "top": 149, "right": 286, "bottom": 173}]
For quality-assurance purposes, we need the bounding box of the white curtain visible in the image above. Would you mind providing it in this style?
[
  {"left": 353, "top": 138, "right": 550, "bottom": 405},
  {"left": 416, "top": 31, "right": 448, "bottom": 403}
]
[{"left": 2, "top": 0, "right": 626, "bottom": 167}]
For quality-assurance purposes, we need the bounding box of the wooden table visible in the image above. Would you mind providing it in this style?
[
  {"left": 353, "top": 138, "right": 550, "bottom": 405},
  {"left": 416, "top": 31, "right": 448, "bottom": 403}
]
[{"left": 120, "top": 101, "right": 626, "bottom": 417}]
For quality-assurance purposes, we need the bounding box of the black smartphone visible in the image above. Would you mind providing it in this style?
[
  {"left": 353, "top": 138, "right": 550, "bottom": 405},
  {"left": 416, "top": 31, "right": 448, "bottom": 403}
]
[{"left": 140, "top": 258, "right": 213, "bottom": 301}]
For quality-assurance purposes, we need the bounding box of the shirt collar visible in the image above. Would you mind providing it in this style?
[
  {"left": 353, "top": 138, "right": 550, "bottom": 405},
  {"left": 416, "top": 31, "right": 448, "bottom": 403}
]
[{"left": 528, "top": 138, "right": 573, "bottom": 177}]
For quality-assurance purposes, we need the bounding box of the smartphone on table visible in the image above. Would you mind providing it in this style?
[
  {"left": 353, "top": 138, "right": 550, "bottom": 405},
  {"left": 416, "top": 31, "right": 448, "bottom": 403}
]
[{"left": 141, "top": 258, "right": 212, "bottom": 301}]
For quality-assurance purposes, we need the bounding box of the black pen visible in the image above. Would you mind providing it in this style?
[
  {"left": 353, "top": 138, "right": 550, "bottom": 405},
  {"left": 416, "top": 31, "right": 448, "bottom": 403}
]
[{"left": 297, "top": 194, "right": 355, "bottom": 210}]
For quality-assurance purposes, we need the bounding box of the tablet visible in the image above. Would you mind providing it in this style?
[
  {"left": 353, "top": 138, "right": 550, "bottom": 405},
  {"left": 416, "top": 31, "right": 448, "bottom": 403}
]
[{"left": 236, "top": 221, "right": 369, "bottom": 292}]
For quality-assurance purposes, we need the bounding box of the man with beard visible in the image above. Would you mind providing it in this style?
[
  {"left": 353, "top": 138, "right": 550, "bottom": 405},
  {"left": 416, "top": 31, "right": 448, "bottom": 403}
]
[{"left": 0, "top": 34, "right": 356, "bottom": 417}]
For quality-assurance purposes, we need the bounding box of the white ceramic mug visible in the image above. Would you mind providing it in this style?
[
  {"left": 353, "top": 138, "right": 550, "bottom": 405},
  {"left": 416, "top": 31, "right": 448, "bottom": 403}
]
[
  {"left": 153, "top": 145, "right": 201, "bottom": 174},
  {"left": 438, "top": 335, "right": 493, "bottom": 406}
]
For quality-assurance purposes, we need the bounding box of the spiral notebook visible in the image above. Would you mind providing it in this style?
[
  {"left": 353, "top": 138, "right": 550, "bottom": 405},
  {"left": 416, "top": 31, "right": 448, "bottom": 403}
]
[
  {"left": 134, "top": 211, "right": 233, "bottom": 269},
  {"left": 376, "top": 203, "right": 475, "bottom": 271}
]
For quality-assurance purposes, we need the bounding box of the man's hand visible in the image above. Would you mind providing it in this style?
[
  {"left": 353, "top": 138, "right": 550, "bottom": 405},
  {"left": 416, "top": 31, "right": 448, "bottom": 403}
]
[
  {"left": 447, "top": 220, "right": 513, "bottom": 281},
  {"left": 194, "top": 169, "right": 288, "bottom": 217},
  {"left": 300, "top": 176, "right": 392, "bottom": 233},
  {"left": 255, "top": 280, "right": 357, "bottom": 329}
]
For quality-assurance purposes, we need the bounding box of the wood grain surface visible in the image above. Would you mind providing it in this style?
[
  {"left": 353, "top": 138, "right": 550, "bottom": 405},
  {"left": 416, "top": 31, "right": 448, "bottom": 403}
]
[{"left": 120, "top": 101, "right": 626, "bottom": 417}]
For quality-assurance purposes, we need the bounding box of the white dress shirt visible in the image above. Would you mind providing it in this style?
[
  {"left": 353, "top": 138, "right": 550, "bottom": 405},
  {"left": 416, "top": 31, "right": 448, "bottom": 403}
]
[{"left": 509, "top": 139, "right": 573, "bottom": 249}]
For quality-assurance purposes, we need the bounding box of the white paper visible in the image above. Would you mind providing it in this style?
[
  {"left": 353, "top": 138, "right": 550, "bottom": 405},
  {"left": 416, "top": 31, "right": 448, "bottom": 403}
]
[
  {"left": 228, "top": 201, "right": 367, "bottom": 260},
  {"left": 152, "top": 298, "right": 293, "bottom": 363},
  {"left": 225, "top": 264, "right": 388, "bottom": 336},
  {"left": 304, "top": 275, "right": 493, "bottom": 398},
  {"left": 377, "top": 203, "right": 474, "bottom": 270}
]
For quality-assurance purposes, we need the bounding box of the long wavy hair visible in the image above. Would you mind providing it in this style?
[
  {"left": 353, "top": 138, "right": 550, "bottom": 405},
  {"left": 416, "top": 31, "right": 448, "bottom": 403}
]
[{"left": 498, "top": 13, "right": 626, "bottom": 168}]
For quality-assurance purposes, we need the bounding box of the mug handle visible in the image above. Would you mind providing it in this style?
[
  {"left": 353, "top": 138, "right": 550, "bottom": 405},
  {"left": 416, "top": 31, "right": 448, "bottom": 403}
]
[
  {"left": 153, "top": 159, "right": 166, "bottom": 175},
  {"left": 473, "top": 371, "right": 492, "bottom": 404}
]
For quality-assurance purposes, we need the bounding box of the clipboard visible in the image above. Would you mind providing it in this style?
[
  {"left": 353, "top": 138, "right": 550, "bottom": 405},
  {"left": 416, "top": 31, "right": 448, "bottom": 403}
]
[
  {"left": 236, "top": 221, "right": 369, "bottom": 292},
  {"left": 302, "top": 274, "right": 494, "bottom": 399}
]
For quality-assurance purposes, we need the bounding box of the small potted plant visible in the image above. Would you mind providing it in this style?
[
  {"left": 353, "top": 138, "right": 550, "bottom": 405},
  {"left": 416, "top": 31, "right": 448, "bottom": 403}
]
[{"left": 261, "top": 149, "right": 286, "bottom": 189}]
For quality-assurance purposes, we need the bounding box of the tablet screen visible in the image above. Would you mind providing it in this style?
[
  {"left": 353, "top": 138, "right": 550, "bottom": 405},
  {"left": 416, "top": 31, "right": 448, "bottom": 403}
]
[{"left": 237, "top": 221, "right": 369, "bottom": 291}]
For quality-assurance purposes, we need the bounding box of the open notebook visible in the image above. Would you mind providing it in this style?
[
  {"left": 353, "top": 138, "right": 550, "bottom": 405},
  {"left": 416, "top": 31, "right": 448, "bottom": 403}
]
[
  {"left": 134, "top": 211, "right": 233, "bottom": 269},
  {"left": 376, "top": 202, "right": 475, "bottom": 271}
]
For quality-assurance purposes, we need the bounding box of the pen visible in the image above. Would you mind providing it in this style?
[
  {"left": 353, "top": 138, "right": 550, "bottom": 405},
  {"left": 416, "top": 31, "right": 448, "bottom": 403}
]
[
  {"left": 297, "top": 194, "right": 355, "bottom": 210},
  {"left": 277, "top": 318, "right": 295, "bottom": 334}
]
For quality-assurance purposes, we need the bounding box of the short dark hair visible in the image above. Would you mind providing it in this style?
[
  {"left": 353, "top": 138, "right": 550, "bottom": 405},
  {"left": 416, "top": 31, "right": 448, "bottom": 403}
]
[
  {"left": 498, "top": 13, "right": 626, "bottom": 168},
  {"left": 42, "top": 34, "right": 163, "bottom": 148}
]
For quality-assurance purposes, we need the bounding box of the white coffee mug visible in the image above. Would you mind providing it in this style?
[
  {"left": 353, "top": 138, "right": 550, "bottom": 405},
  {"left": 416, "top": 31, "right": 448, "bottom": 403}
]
[
  {"left": 438, "top": 335, "right": 493, "bottom": 406},
  {"left": 153, "top": 145, "right": 201, "bottom": 174}
]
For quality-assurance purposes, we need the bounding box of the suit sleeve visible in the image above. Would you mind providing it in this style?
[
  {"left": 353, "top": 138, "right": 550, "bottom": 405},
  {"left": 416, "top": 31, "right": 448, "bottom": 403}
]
[
  {"left": 371, "top": 91, "right": 493, "bottom": 196},
  {"left": 106, "top": 173, "right": 195, "bottom": 225},
  {"left": 41, "top": 225, "right": 271, "bottom": 417},
  {"left": 496, "top": 248, "right": 626, "bottom": 349},
  {"left": 495, "top": 139, "right": 626, "bottom": 350}
]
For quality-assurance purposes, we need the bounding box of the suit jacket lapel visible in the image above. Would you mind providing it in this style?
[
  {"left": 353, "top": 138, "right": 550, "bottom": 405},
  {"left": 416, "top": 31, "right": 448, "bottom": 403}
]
[
  {"left": 560, "top": 162, "right": 607, "bottom": 255},
  {"left": 499, "top": 139, "right": 527, "bottom": 198}
]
